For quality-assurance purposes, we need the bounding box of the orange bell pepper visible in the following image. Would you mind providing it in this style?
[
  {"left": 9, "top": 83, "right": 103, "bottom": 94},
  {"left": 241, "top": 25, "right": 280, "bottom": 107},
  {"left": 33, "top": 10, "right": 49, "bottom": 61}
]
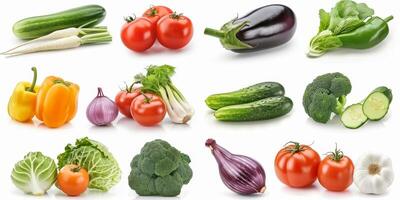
[{"left": 35, "top": 76, "right": 79, "bottom": 128}]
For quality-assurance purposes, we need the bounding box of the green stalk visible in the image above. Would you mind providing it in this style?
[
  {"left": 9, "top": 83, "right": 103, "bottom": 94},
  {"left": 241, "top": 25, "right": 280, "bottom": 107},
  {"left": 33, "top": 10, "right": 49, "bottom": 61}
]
[
  {"left": 384, "top": 15, "right": 394, "bottom": 23},
  {"left": 335, "top": 95, "right": 347, "bottom": 115},
  {"left": 81, "top": 27, "right": 109, "bottom": 35},
  {"left": 81, "top": 32, "right": 112, "bottom": 45},
  {"left": 204, "top": 28, "right": 226, "bottom": 38},
  {"left": 327, "top": 144, "right": 344, "bottom": 162},
  {"left": 26, "top": 67, "right": 37, "bottom": 92},
  {"left": 168, "top": 83, "right": 186, "bottom": 101}
]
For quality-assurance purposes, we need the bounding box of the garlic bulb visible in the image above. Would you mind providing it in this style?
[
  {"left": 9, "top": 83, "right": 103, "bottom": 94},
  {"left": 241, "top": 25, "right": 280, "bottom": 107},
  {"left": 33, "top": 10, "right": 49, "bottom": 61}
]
[{"left": 354, "top": 153, "right": 394, "bottom": 195}]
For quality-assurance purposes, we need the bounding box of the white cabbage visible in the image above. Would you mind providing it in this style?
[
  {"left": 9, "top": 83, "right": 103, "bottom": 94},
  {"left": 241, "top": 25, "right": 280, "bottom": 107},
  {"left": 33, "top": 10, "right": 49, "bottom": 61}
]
[{"left": 11, "top": 152, "right": 57, "bottom": 195}]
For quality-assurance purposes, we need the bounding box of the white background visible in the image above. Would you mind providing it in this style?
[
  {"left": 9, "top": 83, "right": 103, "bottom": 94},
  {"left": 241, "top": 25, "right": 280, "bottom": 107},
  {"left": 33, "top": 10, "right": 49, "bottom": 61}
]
[{"left": 0, "top": 0, "right": 398, "bottom": 199}]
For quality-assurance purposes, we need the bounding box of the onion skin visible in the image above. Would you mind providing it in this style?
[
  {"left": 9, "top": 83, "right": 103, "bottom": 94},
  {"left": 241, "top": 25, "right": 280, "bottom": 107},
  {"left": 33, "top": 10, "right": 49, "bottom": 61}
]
[
  {"left": 206, "top": 139, "right": 266, "bottom": 195},
  {"left": 86, "top": 87, "right": 118, "bottom": 126}
]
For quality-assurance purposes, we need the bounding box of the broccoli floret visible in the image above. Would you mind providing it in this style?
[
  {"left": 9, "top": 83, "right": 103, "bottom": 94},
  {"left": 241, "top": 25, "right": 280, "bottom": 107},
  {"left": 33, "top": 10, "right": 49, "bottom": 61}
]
[
  {"left": 303, "top": 72, "right": 352, "bottom": 123},
  {"left": 128, "top": 139, "right": 193, "bottom": 197}
]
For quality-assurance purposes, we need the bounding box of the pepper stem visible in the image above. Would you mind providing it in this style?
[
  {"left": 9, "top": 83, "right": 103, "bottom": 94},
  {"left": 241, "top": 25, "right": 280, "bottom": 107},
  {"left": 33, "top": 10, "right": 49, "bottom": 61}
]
[
  {"left": 384, "top": 15, "right": 394, "bottom": 23},
  {"left": 204, "top": 28, "right": 226, "bottom": 38},
  {"left": 53, "top": 79, "right": 71, "bottom": 86},
  {"left": 27, "top": 67, "right": 37, "bottom": 92}
]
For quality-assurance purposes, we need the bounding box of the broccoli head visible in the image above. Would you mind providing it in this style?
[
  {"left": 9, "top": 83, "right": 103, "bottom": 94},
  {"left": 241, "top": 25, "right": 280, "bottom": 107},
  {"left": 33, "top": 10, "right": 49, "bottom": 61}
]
[
  {"left": 128, "top": 139, "right": 193, "bottom": 197},
  {"left": 303, "top": 72, "right": 352, "bottom": 123}
]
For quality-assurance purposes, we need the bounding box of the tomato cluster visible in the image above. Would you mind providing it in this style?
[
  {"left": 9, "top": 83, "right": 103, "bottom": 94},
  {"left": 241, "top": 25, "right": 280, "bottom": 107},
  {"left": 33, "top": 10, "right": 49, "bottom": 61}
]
[
  {"left": 115, "top": 86, "right": 166, "bottom": 126},
  {"left": 121, "top": 5, "right": 193, "bottom": 52},
  {"left": 274, "top": 142, "right": 354, "bottom": 192}
]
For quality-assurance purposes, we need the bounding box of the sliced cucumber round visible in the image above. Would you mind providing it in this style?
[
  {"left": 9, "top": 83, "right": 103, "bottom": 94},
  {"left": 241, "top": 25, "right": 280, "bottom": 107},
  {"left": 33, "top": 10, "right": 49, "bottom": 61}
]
[
  {"left": 362, "top": 92, "right": 390, "bottom": 121},
  {"left": 341, "top": 104, "right": 368, "bottom": 129}
]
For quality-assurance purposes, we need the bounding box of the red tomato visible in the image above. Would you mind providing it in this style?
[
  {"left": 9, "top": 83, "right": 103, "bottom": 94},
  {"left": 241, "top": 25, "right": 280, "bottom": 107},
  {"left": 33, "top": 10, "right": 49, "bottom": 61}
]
[
  {"left": 274, "top": 142, "right": 321, "bottom": 188},
  {"left": 157, "top": 13, "right": 193, "bottom": 49},
  {"left": 142, "top": 5, "right": 173, "bottom": 24},
  {"left": 318, "top": 146, "right": 354, "bottom": 191},
  {"left": 57, "top": 164, "right": 89, "bottom": 196},
  {"left": 120, "top": 17, "right": 156, "bottom": 52},
  {"left": 115, "top": 88, "right": 141, "bottom": 118},
  {"left": 130, "top": 93, "right": 166, "bottom": 126}
]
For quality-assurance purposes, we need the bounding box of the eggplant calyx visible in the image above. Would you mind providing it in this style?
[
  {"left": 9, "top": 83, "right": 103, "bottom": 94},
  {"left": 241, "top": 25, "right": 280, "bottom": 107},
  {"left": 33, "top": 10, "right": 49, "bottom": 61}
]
[{"left": 204, "top": 20, "right": 252, "bottom": 50}]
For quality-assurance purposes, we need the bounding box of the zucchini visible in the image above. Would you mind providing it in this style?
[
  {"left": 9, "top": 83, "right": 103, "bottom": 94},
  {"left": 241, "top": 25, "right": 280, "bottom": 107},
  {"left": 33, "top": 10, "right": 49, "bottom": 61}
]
[
  {"left": 205, "top": 82, "right": 285, "bottom": 110},
  {"left": 341, "top": 104, "right": 368, "bottom": 129},
  {"left": 13, "top": 5, "right": 106, "bottom": 40},
  {"left": 362, "top": 86, "right": 392, "bottom": 121},
  {"left": 214, "top": 96, "right": 293, "bottom": 121}
]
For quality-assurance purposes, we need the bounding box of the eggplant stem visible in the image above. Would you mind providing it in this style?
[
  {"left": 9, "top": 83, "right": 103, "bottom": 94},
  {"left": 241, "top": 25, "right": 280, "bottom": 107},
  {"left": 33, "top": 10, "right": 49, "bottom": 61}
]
[{"left": 204, "top": 28, "right": 226, "bottom": 38}]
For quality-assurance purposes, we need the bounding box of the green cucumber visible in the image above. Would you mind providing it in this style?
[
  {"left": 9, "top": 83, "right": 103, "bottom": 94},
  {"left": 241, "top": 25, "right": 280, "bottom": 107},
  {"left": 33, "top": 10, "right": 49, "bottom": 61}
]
[
  {"left": 341, "top": 104, "right": 368, "bottom": 129},
  {"left": 214, "top": 96, "right": 293, "bottom": 121},
  {"left": 205, "top": 82, "right": 285, "bottom": 110},
  {"left": 13, "top": 5, "right": 106, "bottom": 40},
  {"left": 362, "top": 86, "right": 392, "bottom": 121}
]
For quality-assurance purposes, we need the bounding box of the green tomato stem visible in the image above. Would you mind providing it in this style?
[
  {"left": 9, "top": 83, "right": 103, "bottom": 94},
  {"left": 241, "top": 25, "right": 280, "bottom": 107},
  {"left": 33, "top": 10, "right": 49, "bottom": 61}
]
[
  {"left": 284, "top": 141, "right": 305, "bottom": 154},
  {"left": 71, "top": 166, "right": 82, "bottom": 173},
  {"left": 327, "top": 144, "right": 344, "bottom": 162},
  {"left": 141, "top": 92, "right": 152, "bottom": 103}
]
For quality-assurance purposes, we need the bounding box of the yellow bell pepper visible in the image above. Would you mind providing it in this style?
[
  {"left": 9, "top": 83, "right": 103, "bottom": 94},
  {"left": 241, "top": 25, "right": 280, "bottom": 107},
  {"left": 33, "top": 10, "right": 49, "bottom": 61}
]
[
  {"left": 8, "top": 67, "right": 39, "bottom": 122},
  {"left": 35, "top": 76, "right": 79, "bottom": 128}
]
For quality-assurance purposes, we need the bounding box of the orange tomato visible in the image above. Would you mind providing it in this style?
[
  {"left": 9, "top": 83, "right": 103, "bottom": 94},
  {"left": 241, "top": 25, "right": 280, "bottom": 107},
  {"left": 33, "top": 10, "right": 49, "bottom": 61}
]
[{"left": 57, "top": 164, "right": 89, "bottom": 196}]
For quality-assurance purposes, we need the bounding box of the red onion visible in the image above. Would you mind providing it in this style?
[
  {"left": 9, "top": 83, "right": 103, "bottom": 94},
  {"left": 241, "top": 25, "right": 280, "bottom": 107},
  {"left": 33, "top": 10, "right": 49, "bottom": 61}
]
[
  {"left": 205, "top": 139, "right": 266, "bottom": 195},
  {"left": 86, "top": 87, "right": 118, "bottom": 126}
]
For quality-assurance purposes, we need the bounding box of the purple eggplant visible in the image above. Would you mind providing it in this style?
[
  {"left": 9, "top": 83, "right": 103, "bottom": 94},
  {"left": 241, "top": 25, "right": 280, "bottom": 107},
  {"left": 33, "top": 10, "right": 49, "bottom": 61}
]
[{"left": 204, "top": 4, "right": 296, "bottom": 53}]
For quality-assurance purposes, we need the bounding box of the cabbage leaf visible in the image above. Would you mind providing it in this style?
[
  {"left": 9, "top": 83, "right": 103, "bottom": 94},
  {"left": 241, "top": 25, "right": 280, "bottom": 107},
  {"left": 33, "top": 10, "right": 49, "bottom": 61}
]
[{"left": 57, "top": 137, "right": 121, "bottom": 191}]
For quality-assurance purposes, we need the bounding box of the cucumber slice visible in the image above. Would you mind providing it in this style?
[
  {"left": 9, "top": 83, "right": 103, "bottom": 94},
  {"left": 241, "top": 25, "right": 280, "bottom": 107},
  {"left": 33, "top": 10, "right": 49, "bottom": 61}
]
[
  {"left": 371, "top": 86, "right": 392, "bottom": 103},
  {"left": 341, "top": 104, "right": 368, "bottom": 129},
  {"left": 362, "top": 92, "right": 390, "bottom": 121}
]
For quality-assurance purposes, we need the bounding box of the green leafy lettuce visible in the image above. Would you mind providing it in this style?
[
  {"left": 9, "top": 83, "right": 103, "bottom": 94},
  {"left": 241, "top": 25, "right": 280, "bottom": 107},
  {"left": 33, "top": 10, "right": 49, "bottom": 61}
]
[{"left": 308, "top": 0, "right": 374, "bottom": 57}]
